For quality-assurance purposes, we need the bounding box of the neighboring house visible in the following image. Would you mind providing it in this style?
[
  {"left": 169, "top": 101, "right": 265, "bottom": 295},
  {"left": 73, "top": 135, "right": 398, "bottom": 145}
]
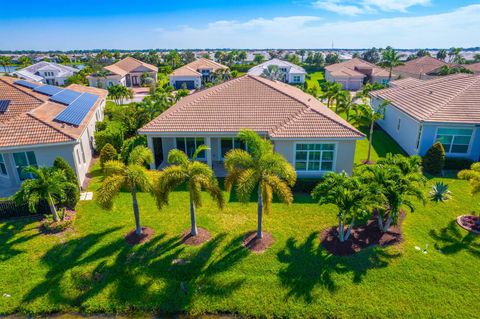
[
  {"left": 168, "top": 58, "right": 229, "bottom": 90},
  {"left": 247, "top": 58, "right": 307, "bottom": 84},
  {"left": 370, "top": 73, "right": 480, "bottom": 161},
  {"left": 13, "top": 62, "right": 79, "bottom": 86},
  {"left": 139, "top": 75, "right": 364, "bottom": 177},
  {"left": 392, "top": 56, "right": 448, "bottom": 80},
  {"left": 0, "top": 76, "right": 107, "bottom": 197},
  {"left": 325, "top": 58, "right": 390, "bottom": 90},
  {"left": 88, "top": 57, "right": 158, "bottom": 88},
  {"left": 463, "top": 62, "right": 480, "bottom": 74},
  {"left": 388, "top": 77, "right": 425, "bottom": 89}
]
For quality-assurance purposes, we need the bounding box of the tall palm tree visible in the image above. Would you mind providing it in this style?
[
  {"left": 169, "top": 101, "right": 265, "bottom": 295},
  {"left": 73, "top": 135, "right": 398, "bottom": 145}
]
[
  {"left": 360, "top": 163, "right": 425, "bottom": 232},
  {"left": 0, "top": 56, "right": 11, "bottom": 73},
  {"left": 336, "top": 91, "right": 357, "bottom": 121},
  {"left": 354, "top": 100, "right": 389, "bottom": 163},
  {"left": 381, "top": 47, "right": 405, "bottom": 81},
  {"left": 96, "top": 69, "right": 109, "bottom": 88},
  {"left": 322, "top": 82, "right": 343, "bottom": 109},
  {"left": 312, "top": 172, "right": 370, "bottom": 242},
  {"left": 224, "top": 129, "right": 296, "bottom": 239},
  {"left": 97, "top": 146, "right": 154, "bottom": 236},
  {"left": 13, "top": 166, "right": 76, "bottom": 222},
  {"left": 153, "top": 145, "right": 224, "bottom": 236}
]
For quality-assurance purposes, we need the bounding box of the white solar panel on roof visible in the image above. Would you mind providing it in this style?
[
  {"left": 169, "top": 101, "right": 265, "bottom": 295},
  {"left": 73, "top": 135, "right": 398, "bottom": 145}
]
[
  {"left": 14, "top": 80, "right": 41, "bottom": 89},
  {"left": 49, "top": 89, "right": 82, "bottom": 105},
  {"left": 54, "top": 93, "right": 98, "bottom": 126}
]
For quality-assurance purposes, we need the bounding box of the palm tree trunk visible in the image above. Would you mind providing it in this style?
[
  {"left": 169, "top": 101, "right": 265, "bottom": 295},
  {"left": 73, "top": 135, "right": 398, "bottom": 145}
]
[
  {"left": 345, "top": 216, "right": 355, "bottom": 241},
  {"left": 48, "top": 193, "right": 60, "bottom": 222},
  {"left": 257, "top": 185, "right": 263, "bottom": 239},
  {"left": 389, "top": 67, "right": 393, "bottom": 81},
  {"left": 367, "top": 121, "right": 374, "bottom": 163},
  {"left": 338, "top": 217, "right": 345, "bottom": 242},
  {"left": 190, "top": 196, "right": 198, "bottom": 236},
  {"left": 131, "top": 187, "right": 142, "bottom": 235}
]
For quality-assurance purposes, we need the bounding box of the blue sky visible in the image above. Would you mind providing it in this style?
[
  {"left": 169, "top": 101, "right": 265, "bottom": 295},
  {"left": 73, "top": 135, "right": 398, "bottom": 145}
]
[{"left": 1, "top": 0, "right": 479, "bottom": 50}]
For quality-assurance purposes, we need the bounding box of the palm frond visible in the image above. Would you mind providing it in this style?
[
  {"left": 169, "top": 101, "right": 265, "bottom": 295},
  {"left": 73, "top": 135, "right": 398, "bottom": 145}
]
[
  {"left": 264, "top": 174, "right": 294, "bottom": 205},
  {"left": 192, "top": 144, "right": 209, "bottom": 161},
  {"left": 97, "top": 175, "right": 126, "bottom": 209},
  {"left": 236, "top": 168, "right": 258, "bottom": 203},
  {"left": 262, "top": 183, "right": 273, "bottom": 214},
  {"left": 167, "top": 149, "right": 190, "bottom": 166},
  {"left": 224, "top": 149, "right": 254, "bottom": 171},
  {"left": 128, "top": 146, "right": 153, "bottom": 166},
  {"left": 103, "top": 160, "right": 126, "bottom": 177},
  {"left": 153, "top": 165, "right": 186, "bottom": 209},
  {"left": 127, "top": 164, "right": 153, "bottom": 192}
]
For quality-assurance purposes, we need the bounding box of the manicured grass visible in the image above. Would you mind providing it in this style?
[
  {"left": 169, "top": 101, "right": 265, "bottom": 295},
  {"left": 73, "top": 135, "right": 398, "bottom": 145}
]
[
  {"left": 354, "top": 126, "right": 406, "bottom": 164},
  {"left": 0, "top": 138, "right": 478, "bottom": 318},
  {"left": 306, "top": 71, "right": 325, "bottom": 92}
]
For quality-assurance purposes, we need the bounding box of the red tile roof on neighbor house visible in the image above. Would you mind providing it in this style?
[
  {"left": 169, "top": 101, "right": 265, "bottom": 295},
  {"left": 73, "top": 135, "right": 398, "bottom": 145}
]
[
  {"left": 393, "top": 56, "right": 447, "bottom": 77},
  {"left": 170, "top": 58, "right": 228, "bottom": 77},
  {"left": 370, "top": 73, "right": 480, "bottom": 124},
  {"left": 104, "top": 57, "right": 158, "bottom": 76},
  {"left": 463, "top": 62, "right": 480, "bottom": 74},
  {"left": 140, "top": 75, "right": 364, "bottom": 139},
  {"left": 325, "top": 58, "right": 390, "bottom": 78},
  {"left": 0, "top": 76, "right": 107, "bottom": 149}
]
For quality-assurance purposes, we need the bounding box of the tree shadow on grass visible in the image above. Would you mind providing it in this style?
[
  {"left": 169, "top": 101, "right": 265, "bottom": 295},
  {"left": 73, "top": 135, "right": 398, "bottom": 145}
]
[
  {"left": 0, "top": 218, "right": 40, "bottom": 261},
  {"left": 277, "top": 232, "right": 400, "bottom": 303},
  {"left": 430, "top": 220, "right": 480, "bottom": 258}
]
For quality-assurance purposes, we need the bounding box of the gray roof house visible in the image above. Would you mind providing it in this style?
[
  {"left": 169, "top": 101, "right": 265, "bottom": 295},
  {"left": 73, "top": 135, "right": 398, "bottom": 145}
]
[{"left": 13, "top": 62, "right": 79, "bottom": 86}]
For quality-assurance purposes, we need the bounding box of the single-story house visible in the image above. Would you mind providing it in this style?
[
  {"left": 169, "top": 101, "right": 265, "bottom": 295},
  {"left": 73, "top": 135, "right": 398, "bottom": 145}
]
[
  {"left": 139, "top": 75, "right": 364, "bottom": 178},
  {"left": 0, "top": 76, "right": 107, "bottom": 197},
  {"left": 13, "top": 62, "right": 79, "bottom": 86},
  {"left": 168, "top": 58, "right": 228, "bottom": 90},
  {"left": 325, "top": 58, "right": 390, "bottom": 90},
  {"left": 388, "top": 77, "right": 425, "bottom": 89},
  {"left": 463, "top": 62, "right": 480, "bottom": 74},
  {"left": 370, "top": 73, "right": 480, "bottom": 161},
  {"left": 88, "top": 57, "right": 158, "bottom": 88},
  {"left": 247, "top": 58, "right": 307, "bottom": 84},
  {"left": 392, "top": 56, "right": 448, "bottom": 80}
]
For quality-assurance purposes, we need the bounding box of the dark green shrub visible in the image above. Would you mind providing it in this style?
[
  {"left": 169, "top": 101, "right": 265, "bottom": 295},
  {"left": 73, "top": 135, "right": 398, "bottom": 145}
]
[
  {"left": 100, "top": 143, "right": 118, "bottom": 168},
  {"left": 444, "top": 157, "right": 474, "bottom": 170},
  {"left": 95, "top": 120, "right": 108, "bottom": 131},
  {"left": 52, "top": 157, "right": 80, "bottom": 209},
  {"left": 94, "top": 121, "right": 125, "bottom": 151},
  {"left": 120, "top": 135, "right": 147, "bottom": 164},
  {"left": 423, "top": 142, "right": 446, "bottom": 174},
  {"left": 292, "top": 179, "right": 321, "bottom": 193}
]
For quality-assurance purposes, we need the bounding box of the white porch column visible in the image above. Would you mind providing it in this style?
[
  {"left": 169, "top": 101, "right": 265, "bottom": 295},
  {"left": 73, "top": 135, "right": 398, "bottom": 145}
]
[
  {"left": 205, "top": 137, "right": 212, "bottom": 167},
  {"left": 146, "top": 136, "right": 155, "bottom": 170}
]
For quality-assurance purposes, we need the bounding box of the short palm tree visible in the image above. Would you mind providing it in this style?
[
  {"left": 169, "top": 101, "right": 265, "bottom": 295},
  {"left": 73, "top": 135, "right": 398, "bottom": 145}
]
[
  {"left": 97, "top": 146, "right": 154, "bottom": 236},
  {"left": 354, "top": 100, "right": 388, "bottom": 163},
  {"left": 429, "top": 182, "right": 452, "bottom": 202},
  {"left": 322, "top": 82, "right": 343, "bottom": 109},
  {"left": 224, "top": 129, "right": 296, "bottom": 239},
  {"left": 261, "top": 65, "right": 286, "bottom": 82},
  {"left": 13, "top": 166, "right": 76, "bottom": 222},
  {"left": 312, "top": 172, "right": 370, "bottom": 242},
  {"left": 336, "top": 91, "right": 357, "bottom": 121},
  {"left": 153, "top": 145, "right": 224, "bottom": 236},
  {"left": 381, "top": 47, "right": 405, "bottom": 81}
]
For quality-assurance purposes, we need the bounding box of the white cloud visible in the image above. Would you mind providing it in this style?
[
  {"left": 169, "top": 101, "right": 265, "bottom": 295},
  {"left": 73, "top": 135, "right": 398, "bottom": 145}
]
[
  {"left": 312, "top": 0, "right": 431, "bottom": 15},
  {"left": 153, "top": 5, "right": 480, "bottom": 49}
]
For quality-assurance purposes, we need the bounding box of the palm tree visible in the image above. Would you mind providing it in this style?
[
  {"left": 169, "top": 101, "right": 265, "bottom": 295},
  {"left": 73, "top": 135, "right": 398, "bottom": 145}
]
[
  {"left": 97, "top": 146, "right": 154, "bottom": 236},
  {"left": 322, "top": 82, "right": 343, "bottom": 109},
  {"left": 0, "top": 56, "right": 11, "bottom": 73},
  {"left": 224, "top": 130, "right": 296, "bottom": 239},
  {"left": 95, "top": 69, "right": 109, "bottom": 88},
  {"left": 377, "top": 153, "right": 423, "bottom": 176},
  {"left": 458, "top": 163, "right": 480, "bottom": 226},
  {"left": 361, "top": 163, "right": 425, "bottom": 232},
  {"left": 436, "top": 49, "right": 447, "bottom": 61},
  {"left": 261, "top": 65, "right": 285, "bottom": 82},
  {"left": 354, "top": 100, "right": 388, "bottom": 163},
  {"left": 336, "top": 91, "right": 357, "bottom": 121},
  {"left": 381, "top": 47, "right": 405, "bottom": 81},
  {"left": 13, "top": 166, "right": 76, "bottom": 222},
  {"left": 312, "top": 172, "right": 370, "bottom": 242},
  {"left": 153, "top": 145, "right": 224, "bottom": 236}
]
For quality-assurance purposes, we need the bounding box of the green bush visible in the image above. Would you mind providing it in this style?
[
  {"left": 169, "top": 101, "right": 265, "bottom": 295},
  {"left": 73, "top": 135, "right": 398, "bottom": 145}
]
[
  {"left": 423, "top": 142, "right": 446, "bottom": 174},
  {"left": 52, "top": 157, "right": 80, "bottom": 209},
  {"left": 444, "top": 157, "right": 474, "bottom": 170},
  {"left": 120, "top": 135, "right": 147, "bottom": 164},
  {"left": 292, "top": 179, "right": 321, "bottom": 193},
  {"left": 100, "top": 143, "right": 118, "bottom": 168},
  {"left": 94, "top": 121, "right": 125, "bottom": 151}
]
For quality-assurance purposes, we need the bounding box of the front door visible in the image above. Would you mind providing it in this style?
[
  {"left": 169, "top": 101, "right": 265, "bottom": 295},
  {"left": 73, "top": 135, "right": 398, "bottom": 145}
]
[{"left": 132, "top": 76, "right": 139, "bottom": 86}]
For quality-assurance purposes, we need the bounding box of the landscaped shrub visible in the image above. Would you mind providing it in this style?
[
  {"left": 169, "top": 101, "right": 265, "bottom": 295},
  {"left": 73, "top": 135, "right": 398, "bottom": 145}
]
[
  {"left": 53, "top": 157, "right": 80, "bottom": 209},
  {"left": 94, "top": 121, "right": 125, "bottom": 151},
  {"left": 100, "top": 143, "right": 118, "bottom": 168},
  {"left": 445, "top": 157, "right": 474, "bottom": 170},
  {"left": 120, "top": 135, "right": 147, "bottom": 164},
  {"left": 292, "top": 179, "right": 320, "bottom": 193},
  {"left": 423, "top": 142, "right": 446, "bottom": 174}
]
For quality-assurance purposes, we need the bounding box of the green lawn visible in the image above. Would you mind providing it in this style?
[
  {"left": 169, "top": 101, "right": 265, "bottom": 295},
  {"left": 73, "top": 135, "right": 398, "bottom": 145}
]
[
  {"left": 0, "top": 135, "right": 479, "bottom": 318},
  {"left": 306, "top": 71, "right": 325, "bottom": 92}
]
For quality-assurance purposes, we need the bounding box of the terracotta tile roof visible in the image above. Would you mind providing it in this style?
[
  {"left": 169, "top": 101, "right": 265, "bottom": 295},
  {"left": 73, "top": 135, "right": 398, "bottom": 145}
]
[
  {"left": 389, "top": 77, "right": 425, "bottom": 88},
  {"left": 325, "top": 58, "right": 390, "bottom": 78},
  {"left": 0, "top": 76, "right": 107, "bottom": 149},
  {"left": 170, "top": 58, "right": 228, "bottom": 77},
  {"left": 140, "top": 75, "right": 363, "bottom": 139},
  {"left": 370, "top": 73, "right": 480, "bottom": 124},
  {"left": 393, "top": 56, "right": 447, "bottom": 76},
  {"left": 463, "top": 62, "right": 480, "bottom": 73},
  {"left": 104, "top": 57, "right": 158, "bottom": 76}
]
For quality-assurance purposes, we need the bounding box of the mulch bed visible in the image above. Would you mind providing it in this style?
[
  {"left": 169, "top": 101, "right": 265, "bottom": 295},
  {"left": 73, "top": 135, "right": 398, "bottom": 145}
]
[
  {"left": 457, "top": 215, "right": 480, "bottom": 234},
  {"left": 320, "top": 213, "right": 404, "bottom": 256},
  {"left": 181, "top": 227, "right": 211, "bottom": 246},
  {"left": 125, "top": 227, "right": 154, "bottom": 245},
  {"left": 243, "top": 231, "right": 275, "bottom": 253}
]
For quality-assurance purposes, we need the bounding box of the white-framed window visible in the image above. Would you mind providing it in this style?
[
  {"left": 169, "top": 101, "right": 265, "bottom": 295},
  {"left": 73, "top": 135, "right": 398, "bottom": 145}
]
[
  {"left": 295, "top": 143, "right": 335, "bottom": 172},
  {"left": 397, "top": 118, "right": 401, "bottom": 131},
  {"left": 13, "top": 151, "right": 37, "bottom": 180},
  {"left": 176, "top": 137, "right": 205, "bottom": 159},
  {"left": 0, "top": 154, "right": 7, "bottom": 176},
  {"left": 293, "top": 75, "right": 301, "bottom": 83},
  {"left": 435, "top": 127, "right": 473, "bottom": 154},
  {"left": 220, "top": 137, "right": 246, "bottom": 159}
]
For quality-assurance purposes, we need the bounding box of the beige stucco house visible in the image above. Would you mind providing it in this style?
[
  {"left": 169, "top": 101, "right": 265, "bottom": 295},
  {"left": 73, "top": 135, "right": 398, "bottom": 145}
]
[
  {"left": 325, "top": 58, "right": 390, "bottom": 90},
  {"left": 0, "top": 76, "right": 107, "bottom": 197},
  {"left": 139, "top": 75, "right": 364, "bottom": 178},
  {"left": 168, "top": 58, "right": 228, "bottom": 90}
]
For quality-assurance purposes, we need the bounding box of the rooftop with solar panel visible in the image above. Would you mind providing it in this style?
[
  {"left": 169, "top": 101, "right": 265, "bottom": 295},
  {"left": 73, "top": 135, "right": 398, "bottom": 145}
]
[{"left": 0, "top": 76, "right": 107, "bottom": 148}]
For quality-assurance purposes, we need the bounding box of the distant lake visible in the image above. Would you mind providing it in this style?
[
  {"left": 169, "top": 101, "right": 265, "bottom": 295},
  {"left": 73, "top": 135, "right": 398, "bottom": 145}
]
[{"left": 1, "top": 65, "right": 17, "bottom": 73}]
